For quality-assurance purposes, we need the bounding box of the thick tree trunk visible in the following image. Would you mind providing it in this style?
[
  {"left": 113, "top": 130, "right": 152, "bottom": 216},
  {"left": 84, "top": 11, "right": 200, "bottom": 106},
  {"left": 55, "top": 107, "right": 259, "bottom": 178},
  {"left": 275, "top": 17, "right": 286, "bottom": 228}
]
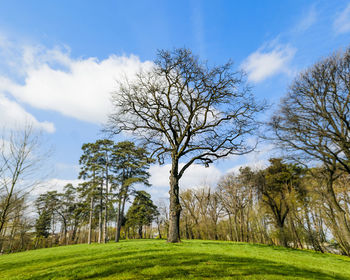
[
  {"left": 168, "top": 160, "right": 181, "bottom": 243},
  {"left": 277, "top": 223, "right": 288, "bottom": 247},
  {"left": 88, "top": 197, "right": 93, "bottom": 244}
]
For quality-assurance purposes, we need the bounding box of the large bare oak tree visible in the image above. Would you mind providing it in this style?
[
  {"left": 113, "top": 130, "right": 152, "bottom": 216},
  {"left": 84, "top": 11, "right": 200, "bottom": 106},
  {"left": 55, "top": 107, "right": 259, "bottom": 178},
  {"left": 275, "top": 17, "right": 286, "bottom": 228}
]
[{"left": 107, "top": 48, "right": 265, "bottom": 242}]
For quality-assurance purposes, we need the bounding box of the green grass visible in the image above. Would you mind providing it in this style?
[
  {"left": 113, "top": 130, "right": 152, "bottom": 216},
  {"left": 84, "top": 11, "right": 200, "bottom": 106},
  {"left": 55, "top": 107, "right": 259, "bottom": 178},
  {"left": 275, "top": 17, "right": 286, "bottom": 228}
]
[{"left": 0, "top": 240, "right": 349, "bottom": 279}]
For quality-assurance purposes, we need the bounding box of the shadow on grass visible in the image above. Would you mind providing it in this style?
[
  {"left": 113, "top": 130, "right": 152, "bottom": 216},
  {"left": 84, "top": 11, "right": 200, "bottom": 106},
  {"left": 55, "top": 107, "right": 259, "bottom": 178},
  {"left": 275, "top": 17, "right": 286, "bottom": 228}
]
[{"left": 27, "top": 250, "right": 346, "bottom": 280}]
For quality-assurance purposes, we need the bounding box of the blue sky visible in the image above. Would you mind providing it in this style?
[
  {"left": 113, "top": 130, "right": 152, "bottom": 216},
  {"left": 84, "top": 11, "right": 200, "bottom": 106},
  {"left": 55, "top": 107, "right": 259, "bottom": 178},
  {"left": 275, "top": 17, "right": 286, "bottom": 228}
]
[{"left": 1, "top": 0, "right": 350, "bottom": 199}]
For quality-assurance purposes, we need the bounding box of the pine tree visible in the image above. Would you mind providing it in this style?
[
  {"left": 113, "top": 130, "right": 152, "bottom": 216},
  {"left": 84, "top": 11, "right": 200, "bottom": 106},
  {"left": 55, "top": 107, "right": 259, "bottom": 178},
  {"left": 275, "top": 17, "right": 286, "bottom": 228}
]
[{"left": 126, "top": 191, "right": 158, "bottom": 239}]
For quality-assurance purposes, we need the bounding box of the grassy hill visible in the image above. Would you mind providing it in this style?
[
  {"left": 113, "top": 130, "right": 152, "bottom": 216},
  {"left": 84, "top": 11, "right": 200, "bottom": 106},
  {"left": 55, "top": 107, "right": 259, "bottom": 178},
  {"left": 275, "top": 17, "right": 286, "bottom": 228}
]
[{"left": 0, "top": 239, "right": 349, "bottom": 279}]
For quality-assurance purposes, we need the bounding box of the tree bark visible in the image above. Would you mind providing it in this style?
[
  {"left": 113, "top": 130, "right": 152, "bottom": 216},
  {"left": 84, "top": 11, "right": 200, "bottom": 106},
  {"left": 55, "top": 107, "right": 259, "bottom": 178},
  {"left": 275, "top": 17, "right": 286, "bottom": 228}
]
[
  {"left": 115, "top": 193, "right": 127, "bottom": 242},
  {"left": 168, "top": 160, "right": 181, "bottom": 243},
  {"left": 156, "top": 216, "right": 162, "bottom": 239},
  {"left": 88, "top": 197, "right": 93, "bottom": 244},
  {"left": 103, "top": 165, "right": 109, "bottom": 243},
  {"left": 98, "top": 184, "right": 103, "bottom": 244},
  {"left": 138, "top": 225, "right": 143, "bottom": 239},
  {"left": 63, "top": 221, "right": 67, "bottom": 246},
  {"left": 277, "top": 223, "right": 288, "bottom": 247}
]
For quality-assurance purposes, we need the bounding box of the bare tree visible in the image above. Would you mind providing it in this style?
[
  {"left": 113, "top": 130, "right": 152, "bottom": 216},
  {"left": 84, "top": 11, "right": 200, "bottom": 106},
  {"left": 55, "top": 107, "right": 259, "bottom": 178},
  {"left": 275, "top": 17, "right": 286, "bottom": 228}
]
[
  {"left": 271, "top": 47, "right": 350, "bottom": 253},
  {"left": 107, "top": 48, "right": 265, "bottom": 242},
  {"left": 0, "top": 125, "right": 47, "bottom": 249}
]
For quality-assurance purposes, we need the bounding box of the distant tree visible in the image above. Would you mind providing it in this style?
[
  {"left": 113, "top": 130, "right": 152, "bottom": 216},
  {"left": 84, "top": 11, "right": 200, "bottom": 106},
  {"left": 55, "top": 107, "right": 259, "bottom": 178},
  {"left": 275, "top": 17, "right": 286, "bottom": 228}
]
[
  {"left": 34, "top": 192, "right": 56, "bottom": 248},
  {"left": 35, "top": 210, "right": 51, "bottom": 239},
  {"left": 107, "top": 48, "right": 265, "bottom": 242},
  {"left": 217, "top": 171, "right": 254, "bottom": 242},
  {"left": 64, "top": 185, "right": 85, "bottom": 243},
  {"left": 78, "top": 142, "right": 100, "bottom": 244},
  {"left": 35, "top": 191, "right": 60, "bottom": 246},
  {"left": 55, "top": 184, "right": 81, "bottom": 245},
  {"left": 0, "top": 125, "right": 46, "bottom": 240},
  {"left": 79, "top": 140, "right": 114, "bottom": 244},
  {"left": 126, "top": 191, "right": 158, "bottom": 239},
  {"left": 254, "top": 159, "right": 304, "bottom": 247},
  {"left": 93, "top": 140, "right": 115, "bottom": 243},
  {"left": 113, "top": 141, "right": 152, "bottom": 242}
]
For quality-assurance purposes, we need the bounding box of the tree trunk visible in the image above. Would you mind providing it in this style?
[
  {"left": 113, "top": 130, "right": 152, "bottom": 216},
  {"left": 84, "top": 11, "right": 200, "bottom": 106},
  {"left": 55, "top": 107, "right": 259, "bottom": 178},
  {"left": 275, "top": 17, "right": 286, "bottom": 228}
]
[
  {"left": 88, "top": 197, "right": 93, "bottom": 244},
  {"left": 278, "top": 223, "right": 288, "bottom": 247},
  {"left": 115, "top": 201, "right": 122, "bottom": 242},
  {"left": 227, "top": 212, "right": 234, "bottom": 241},
  {"left": 103, "top": 166, "right": 109, "bottom": 243},
  {"left": 115, "top": 193, "right": 127, "bottom": 242},
  {"left": 98, "top": 184, "right": 103, "bottom": 244},
  {"left": 138, "top": 225, "right": 143, "bottom": 239},
  {"left": 64, "top": 222, "right": 68, "bottom": 246},
  {"left": 156, "top": 217, "right": 162, "bottom": 239},
  {"left": 0, "top": 180, "right": 16, "bottom": 235},
  {"left": 168, "top": 160, "right": 181, "bottom": 243}
]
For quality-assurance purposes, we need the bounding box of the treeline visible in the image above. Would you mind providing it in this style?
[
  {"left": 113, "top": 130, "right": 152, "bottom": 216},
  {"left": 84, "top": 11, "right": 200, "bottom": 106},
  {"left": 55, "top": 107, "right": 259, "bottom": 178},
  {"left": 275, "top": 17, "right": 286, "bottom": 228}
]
[
  {"left": 179, "top": 159, "right": 350, "bottom": 255},
  {"left": 33, "top": 185, "right": 160, "bottom": 249},
  {"left": 2, "top": 154, "right": 350, "bottom": 256},
  {"left": 0, "top": 138, "right": 158, "bottom": 253}
]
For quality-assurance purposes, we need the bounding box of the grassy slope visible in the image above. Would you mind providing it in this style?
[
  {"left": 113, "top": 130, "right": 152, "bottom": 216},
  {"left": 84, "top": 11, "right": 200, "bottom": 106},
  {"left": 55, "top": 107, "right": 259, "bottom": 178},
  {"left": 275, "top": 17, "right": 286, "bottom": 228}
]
[{"left": 0, "top": 240, "right": 349, "bottom": 280}]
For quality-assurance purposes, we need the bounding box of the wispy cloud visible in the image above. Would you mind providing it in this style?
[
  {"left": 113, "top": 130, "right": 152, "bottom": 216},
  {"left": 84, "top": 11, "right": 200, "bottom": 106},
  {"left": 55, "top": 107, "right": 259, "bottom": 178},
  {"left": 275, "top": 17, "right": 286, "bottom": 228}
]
[
  {"left": 241, "top": 40, "right": 296, "bottom": 83},
  {"left": 334, "top": 3, "right": 350, "bottom": 34},
  {"left": 295, "top": 5, "right": 317, "bottom": 32}
]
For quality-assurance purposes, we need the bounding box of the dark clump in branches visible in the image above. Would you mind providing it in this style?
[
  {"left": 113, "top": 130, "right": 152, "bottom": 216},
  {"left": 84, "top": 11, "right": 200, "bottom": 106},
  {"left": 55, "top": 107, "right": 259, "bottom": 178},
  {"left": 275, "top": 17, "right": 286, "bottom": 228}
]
[{"left": 107, "top": 48, "right": 265, "bottom": 242}]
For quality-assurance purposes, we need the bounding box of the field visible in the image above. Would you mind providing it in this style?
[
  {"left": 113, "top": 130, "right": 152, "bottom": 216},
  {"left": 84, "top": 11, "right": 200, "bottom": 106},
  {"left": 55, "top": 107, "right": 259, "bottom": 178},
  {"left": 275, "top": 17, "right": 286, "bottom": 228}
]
[{"left": 0, "top": 239, "right": 349, "bottom": 279}]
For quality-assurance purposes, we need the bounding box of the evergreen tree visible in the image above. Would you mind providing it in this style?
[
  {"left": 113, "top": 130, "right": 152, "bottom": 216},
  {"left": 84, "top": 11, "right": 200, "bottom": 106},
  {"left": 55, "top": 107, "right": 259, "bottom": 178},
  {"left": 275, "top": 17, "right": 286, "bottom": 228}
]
[
  {"left": 126, "top": 191, "right": 158, "bottom": 239},
  {"left": 112, "top": 141, "right": 153, "bottom": 242}
]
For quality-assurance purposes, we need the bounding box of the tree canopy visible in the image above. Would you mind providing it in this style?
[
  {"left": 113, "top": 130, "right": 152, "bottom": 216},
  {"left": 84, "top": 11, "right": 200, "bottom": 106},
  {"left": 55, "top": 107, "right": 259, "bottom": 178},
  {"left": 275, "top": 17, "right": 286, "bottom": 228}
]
[{"left": 107, "top": 48, "right": 265, "bottom": 242}]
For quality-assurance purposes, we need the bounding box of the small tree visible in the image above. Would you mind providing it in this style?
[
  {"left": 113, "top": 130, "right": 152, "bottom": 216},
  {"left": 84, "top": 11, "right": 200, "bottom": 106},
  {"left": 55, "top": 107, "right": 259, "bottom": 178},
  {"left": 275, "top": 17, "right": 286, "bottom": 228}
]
[
  {"left": 126, "top": 191, "right": 158, "bottom": 239},
  {"left": 35, "top": 210, "right": 51, "bottom": 239},
  {"left": 107, "top": 48, "right": 265, "bottom": 242}
]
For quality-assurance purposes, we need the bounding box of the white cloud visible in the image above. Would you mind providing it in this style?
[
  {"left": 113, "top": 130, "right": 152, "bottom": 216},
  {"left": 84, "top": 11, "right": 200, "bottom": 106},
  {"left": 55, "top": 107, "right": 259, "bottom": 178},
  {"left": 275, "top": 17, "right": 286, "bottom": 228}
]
[
  {"left": 0, "top": 35, "right": 153, "bottom": 126},
  {"left": 149, "top": 162, "right": 222, "bottom": 190},
  {"left": 226, "top": 142, "right": 275, "bottom": 174},
  {"left": 334, "top": 3, "right": 350, "bottom": 34},
  {"left": 32, "top": 178, "right": 83, "bottom": 196},
  {"left": 227, "top": 160, "right": 266, "bottom": 175},
  {"left": 242, "top": 41, "right": 296, "bottom": 83},
  {"left": 0, "top": 92, "right": 55, "bottom": 133}
]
